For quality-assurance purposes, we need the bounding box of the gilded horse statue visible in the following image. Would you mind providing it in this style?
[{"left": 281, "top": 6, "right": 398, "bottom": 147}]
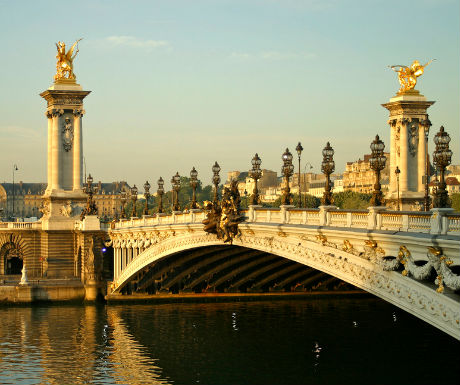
[
  {"left": 389, "top": 59, "right": 434, "bottom": 93},
  {"left": 54, "top": 39, "right": 82, "bottom": 81}
]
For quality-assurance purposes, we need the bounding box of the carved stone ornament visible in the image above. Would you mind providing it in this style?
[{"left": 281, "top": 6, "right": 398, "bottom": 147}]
[
  {"left": 408, "top": 122, "right": 419, "bottom": 157},
  {"left": 39, "top": 201, "right": 50, "bottom": 216},
  {"left": 62, "top": 117, "right": 74, "bottom": 152},
  {"left": 60, "top": 200, "right": 73, "bottom": 217},
  {"left": 395, "top": 127, "right": 400, "bottom": 157}
]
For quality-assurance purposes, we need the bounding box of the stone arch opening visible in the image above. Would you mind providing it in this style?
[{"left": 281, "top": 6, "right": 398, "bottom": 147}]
[
  {"left": 120, "top": 245, "right": 357, "bottom": 295},
  {"left": 1, "top": 242, "right": 23, "bottom": 275}
]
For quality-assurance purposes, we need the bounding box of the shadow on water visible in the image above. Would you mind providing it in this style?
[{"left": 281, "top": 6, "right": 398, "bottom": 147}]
[{"left": 0, "top": 298, "right": 459, "bottom": 385}]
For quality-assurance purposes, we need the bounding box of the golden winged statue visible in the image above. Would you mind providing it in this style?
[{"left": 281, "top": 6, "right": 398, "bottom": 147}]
[
  {"left": 54, "top": 39, "right": 82, "bottom": 81},
  {"left": 389, "top": 59, "right": 434, "bottom": 93}
]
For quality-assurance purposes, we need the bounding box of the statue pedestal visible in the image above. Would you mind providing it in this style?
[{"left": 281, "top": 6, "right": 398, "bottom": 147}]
[{"left": 382, "top": 90, "right": 434, "bottom": 211}]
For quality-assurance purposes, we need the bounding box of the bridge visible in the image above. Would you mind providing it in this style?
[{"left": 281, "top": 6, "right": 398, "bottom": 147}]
[{"left": 108, "top": 205, "right": 460, "bottom": 340}]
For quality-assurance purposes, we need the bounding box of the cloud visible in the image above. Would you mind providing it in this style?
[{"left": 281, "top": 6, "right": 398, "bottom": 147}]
[
  {"left": 230, "top": 51, "right": 316, "bottom": 61},
  {"left": 105, "top": 36, "right": 169, "bottom": 49}
]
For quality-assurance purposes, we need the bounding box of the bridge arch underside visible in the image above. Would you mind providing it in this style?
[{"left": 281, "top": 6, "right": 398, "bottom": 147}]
[
  {"left": 113, "top": 232, "right": 460, "bottom": 339},
  {"left": 121, "top": 245, "right": 358, "bottom": 295}
]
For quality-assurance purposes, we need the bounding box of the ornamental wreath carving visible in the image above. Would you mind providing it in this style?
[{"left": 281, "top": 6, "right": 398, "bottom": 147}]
[{"left": 62, "top": 117, "right": 74, "bottom": 152}]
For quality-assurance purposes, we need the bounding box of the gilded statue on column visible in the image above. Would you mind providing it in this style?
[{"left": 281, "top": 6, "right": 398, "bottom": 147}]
[
  {"left": 389, "top": 59, "right": 434, "bottom": 93},
  {"left": 54, "top": 39, "right": 82, "bottom": 81}
]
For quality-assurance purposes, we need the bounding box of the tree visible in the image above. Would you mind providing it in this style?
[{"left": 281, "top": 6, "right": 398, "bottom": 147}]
[
  {"left": 333, "top": 191, "right": 372, "bottom": 210},
  {"left": 451, "top": 193, "right": 460, "bottom": 212}
]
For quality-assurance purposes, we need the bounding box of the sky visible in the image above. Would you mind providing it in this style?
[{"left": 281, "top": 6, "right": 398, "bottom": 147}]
[{"left": 0, "top": 0, "right": 458, "bottom": 189}]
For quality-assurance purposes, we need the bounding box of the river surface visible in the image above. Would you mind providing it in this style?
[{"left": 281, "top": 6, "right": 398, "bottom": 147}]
[{"left": 0, "top": 297, "right": 458, "bottom": 385}]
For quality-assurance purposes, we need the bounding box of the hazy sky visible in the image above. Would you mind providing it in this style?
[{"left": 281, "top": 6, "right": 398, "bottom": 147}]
[{"left": 0, "top": 0, "right": 458, "bottom": 189}]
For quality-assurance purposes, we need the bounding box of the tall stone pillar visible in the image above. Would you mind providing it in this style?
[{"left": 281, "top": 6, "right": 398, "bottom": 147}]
[
  {"left": 382, "top": 90, "right": 434, "bottom": 210},
  {"left": 73, "top": 109, "right": 84, "bottom": 191},
  {"left": 40, "top": 79, "right": 91, "bottom": 230}
]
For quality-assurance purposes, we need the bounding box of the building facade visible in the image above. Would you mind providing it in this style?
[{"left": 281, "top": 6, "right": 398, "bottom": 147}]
[{"left": 343, "top": 153, "right": 390, "bottom": 194}]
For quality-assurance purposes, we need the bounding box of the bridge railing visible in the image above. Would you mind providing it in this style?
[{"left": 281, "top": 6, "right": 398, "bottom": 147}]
[
  {"left": 0, "top": 221, "right": 42, "bottom": 230},
  {"left": 111, "top": 206, "right": 460, "bottom": 235}
]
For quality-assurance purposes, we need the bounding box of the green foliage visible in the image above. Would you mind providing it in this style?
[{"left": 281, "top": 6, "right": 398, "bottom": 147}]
[
  {"left": 332, "top": 191, "right": 372, "bottom": 210},
  {"left": 451, "top": 193, "right": 460, "bottom": 212},
  {"left": 270, "top": 194, "right": 320, "bottom": 208}
]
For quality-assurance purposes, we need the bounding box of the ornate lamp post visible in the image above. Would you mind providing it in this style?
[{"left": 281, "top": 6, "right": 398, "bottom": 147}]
[
  {"left": 172, "top": 172, "right": 181, "bottom": 211},
  {"left": 120, "top": 190, "right": 127, "bottom": 219},
  {"left": 249, "top": 153, "right": 262, "bottom": 205},
  {"left": 295, "top": 142, "right": 303, "bottom": 207},
  {"left": 281, "top": 148, "right": 294, "bottom": 205},
  {"left": 82, "top": 173, "right": 98, "bottom": 218},
  {"left": 12, "top": 164, "right": 18, "bottom": 219},
  {"left": 190, "top": 167, "right": 198, "bottom": 209},
  {"left": 395, "top": 166, "right": 401, "bottom": 211},
  {"left": 143, "top": 180, "right": 151, "bottom": 215},
  {"left": 157, "top": 177, "right": 164, "bottom": 214},
  {"left": 212, "top": 162, "right": 221, "bottom": 204},
  {"left": 130, "top": 184, "right": 138, "bottom": 218},
  {"left": 369, "top": 135, "right": 387, "bottom": 207},
  {"left": 321, "top": 142, "right": 335, "bottom": 206},
  {"left": 432, "top": 126, "right": 452, "bottom": 208},
  {"left": 421, "top": 118, "right": 432, "bottom": 211}
]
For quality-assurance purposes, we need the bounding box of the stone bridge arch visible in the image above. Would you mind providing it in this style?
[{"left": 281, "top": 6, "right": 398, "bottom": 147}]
[
  {"left": 111, "top": 229, "right": 460, "bottom": 339},
  {"left": 0, "top": 233, "right": 29, "bottom": 275}
]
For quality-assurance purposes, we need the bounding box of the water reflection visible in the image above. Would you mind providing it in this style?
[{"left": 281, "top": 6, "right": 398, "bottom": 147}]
[
  {"left": 107, "top": 308, "right": 170, "bottom": 385},
  {"left": 0, "top": 298, "right": 459, "bottom": 385}
]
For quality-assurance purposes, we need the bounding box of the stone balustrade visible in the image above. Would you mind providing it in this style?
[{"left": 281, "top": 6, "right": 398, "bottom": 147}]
[
  {"left": 112, "top": 206, "right": 460, "bottom": 236},
  {"left": 0, "top": 221, "right": 42, "bottom": 230}
]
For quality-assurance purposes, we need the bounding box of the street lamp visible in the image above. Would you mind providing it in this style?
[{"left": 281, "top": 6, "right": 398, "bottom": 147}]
[
  {"left": 82, "top": 173, "right": 98, "bottom": 217},
  {"left": 369, "top": 135, "right": 387, "bottom": 207},
  {"left": 321, "top": 142, "right": 335, "bottom": 206},
  {"left": 143, "top": 180, "right": 151, "bottom": 215},
  {"left": 295, "top": 142, "right": 303, "bottom": 207},
  {"left": 249, "top": 153, "right": 262, "bottom": 205},
  {"left": 395, "top": 166, "right": 401, "bottom": 211},
  {"left": 172, "top": 172, "right": 181, "bottom": 211},
  {"left": 120, "top": 190, "right": 127, "bottom": 219},
  {"left": 212, "top": 162, "right": 221, "bottom": 204},
  {"left": 421, "top": 117, "right": 432, "bottom": 211},
  {"left": 190, "top": 167, "right": 198, "bottom": 209},
  {"left": 12, "top": 164, "right": 18, "bottom": 219},
  {"left": 281, "top": 148, "right": 294, "bottom": 205},
  {"left": 157, "top": 177, "right": 164, "bottom": 213},
  {"left": 432, "top": 126, "right": 452, "bottom": 208},
  {"left": 130, "top": 184, "right": 138, "bottom": 218}
]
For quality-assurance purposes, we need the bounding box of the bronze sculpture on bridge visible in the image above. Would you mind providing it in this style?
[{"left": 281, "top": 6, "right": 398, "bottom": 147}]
[{"left": 203, "top": 180, "right": 245, "bottom": 243}]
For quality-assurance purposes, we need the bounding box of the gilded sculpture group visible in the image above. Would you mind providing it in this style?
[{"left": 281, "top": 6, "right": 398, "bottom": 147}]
[{"left": 202, "top": 180, "right": 245, "bottom": 243}]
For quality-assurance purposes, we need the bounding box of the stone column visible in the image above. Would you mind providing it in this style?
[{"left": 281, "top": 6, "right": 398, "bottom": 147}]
[
  {"left": 46, "top": 111, "right": 53, "bottom": 192},
  {"left": 51, "top": 109, "right": 63, "bottom": 190},
  {"left": 417, "top": 123, "right": 426, "bottom": 192},
  {"left": 389, "top": 121, "right": 397, "bottom": 193},
  {"left": 399, "top": 120, "right": 408, "bottom": 192},
  {"left": 73, "top": 109, "right": 84, "bottom": 191}
]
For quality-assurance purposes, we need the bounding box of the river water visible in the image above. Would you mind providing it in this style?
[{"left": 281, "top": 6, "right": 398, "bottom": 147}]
[{"left": 0, "top": 297, "right": 458, "bottom": 385}]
